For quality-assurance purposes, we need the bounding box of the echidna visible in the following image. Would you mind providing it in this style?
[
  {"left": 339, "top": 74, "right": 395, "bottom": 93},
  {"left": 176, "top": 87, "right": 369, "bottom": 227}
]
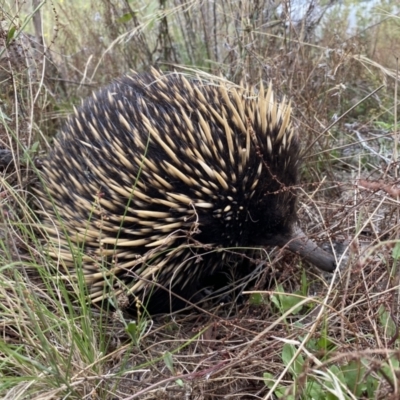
[{"left": 35, "top": 70, "right": 336, "bottom": 313}]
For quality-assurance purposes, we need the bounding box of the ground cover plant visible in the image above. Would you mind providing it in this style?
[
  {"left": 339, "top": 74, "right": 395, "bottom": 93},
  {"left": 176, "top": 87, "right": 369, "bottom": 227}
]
[{"left": 1, "top": 0, "right": 400, "bottom": 398}]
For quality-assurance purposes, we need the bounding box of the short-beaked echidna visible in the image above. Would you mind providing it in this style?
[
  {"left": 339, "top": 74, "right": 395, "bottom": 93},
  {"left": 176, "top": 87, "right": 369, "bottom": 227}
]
[{"left": 35, "top": 70, "right": 336, "bottom": 313}]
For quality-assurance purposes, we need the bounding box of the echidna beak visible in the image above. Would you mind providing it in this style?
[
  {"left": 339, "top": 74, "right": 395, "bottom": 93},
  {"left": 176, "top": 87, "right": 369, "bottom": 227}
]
[{"left": 268, "top": 227, "right": 337, "bottom": 273}]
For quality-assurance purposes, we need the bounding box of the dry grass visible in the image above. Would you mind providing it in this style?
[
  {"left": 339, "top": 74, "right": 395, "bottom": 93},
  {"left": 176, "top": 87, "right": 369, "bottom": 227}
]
[{"left": 1, "top": 0, "right": 400, "bottom": 399}]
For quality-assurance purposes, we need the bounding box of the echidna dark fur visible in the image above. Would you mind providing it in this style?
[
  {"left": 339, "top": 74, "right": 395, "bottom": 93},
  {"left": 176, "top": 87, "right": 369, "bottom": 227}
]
[{"left": 35, "top": 69, "right": 336, "bottom": 314}]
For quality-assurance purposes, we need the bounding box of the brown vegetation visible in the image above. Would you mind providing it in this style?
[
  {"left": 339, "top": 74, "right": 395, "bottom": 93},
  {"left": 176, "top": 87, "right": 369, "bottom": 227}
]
[{"left": 0, "top": 0, "right": 400, "bottom": 399}]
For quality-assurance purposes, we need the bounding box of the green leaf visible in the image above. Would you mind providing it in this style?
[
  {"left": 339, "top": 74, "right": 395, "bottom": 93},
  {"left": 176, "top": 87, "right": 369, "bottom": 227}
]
[
  {"left": 0, "top": 108, "right": 12, "bottom": 122},
  {"left": 366, "top": 373, "right": 379, "bottom": 398},
  {"left": 378, "top": 305, "right": 397, "bottom": 339},
  {"left": 263, "top": 373, "right": 292, "bottom": 399},
  {"left": 117, "top": 13, "right": 133, "bottom": 23},
  {"left": 163, "top": 351, "right": 174, "bottom": 374},
  {"left": 270, "top": 285, "right": 282, "bottom": 310},
  {"left": 175, "top": 378, "right": 184, "bottom": 387},
  {"left": 300, "top": 269, "right": 308, "bottom": 296},
  {"left": 23, "top": 141, "right": 40, "bottom": 163},
  {"left": 342, "top": 360, "right": 365, "bottom": 396},
  {"left": 6, "top": 26, "right": 16, "bottom": 45},
  {"left": 329, "top": 364, "right": 345, "bottom": 383},
  {"left": 306, "top": 379, "right": 325, "bottom": 400},
  {"left": 263, "top": 372, "right": 275, "bottom": 388},
  {"left": 316, "top": 322, "right": 335, "bottom": 352},
  {"left": 392, "top": 242, "right": 400, "bottom": 260},
  {"left": 282, "top": 343, "right": 304, "bottom": 376},
  {"left": 126, "top": 320, "right": 138, "bottom": 337},
  {"left": 249, "top": 292, "right": 265, "bottom": 306},
  {"left": 380, "top": 355, "right": 399, "bottom": 388},
  {"left": 271, "top": 285, "right": 303, "bottom": 315},
  {"left": 389, "top": 355, "right": 400, "bottom": 369}
]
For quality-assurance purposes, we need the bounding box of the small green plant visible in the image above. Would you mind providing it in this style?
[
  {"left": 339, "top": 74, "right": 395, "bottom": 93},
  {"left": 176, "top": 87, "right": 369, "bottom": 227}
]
[
  {"left": 125, "top": 317, "right": 152, "bottom": 347},
  {"left": 270, "top": 283, "right": 309, "bottom": 316},
  {"left": 163, "top": 351, "right": 184, "bottom": 387},
  {"left": 262, "top": 283, "right": 388, "bottom": 399},
  {"left": 264, "top": 344, "right": 381, "bottom": 399}
]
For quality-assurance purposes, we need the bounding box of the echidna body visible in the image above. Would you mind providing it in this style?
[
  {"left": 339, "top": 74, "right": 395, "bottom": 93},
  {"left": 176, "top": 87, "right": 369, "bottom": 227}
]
[{"left": 36, "top": 70, "right": 335, "bottom": 313}]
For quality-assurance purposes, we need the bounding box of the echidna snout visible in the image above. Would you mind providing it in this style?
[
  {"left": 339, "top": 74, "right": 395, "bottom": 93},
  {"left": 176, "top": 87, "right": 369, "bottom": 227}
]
[
  {"left": 268, "top": 228, "right": 336, "bottom": 272},
  {"left": 36, "top": 70, "right": 336, "bottom": 312}
]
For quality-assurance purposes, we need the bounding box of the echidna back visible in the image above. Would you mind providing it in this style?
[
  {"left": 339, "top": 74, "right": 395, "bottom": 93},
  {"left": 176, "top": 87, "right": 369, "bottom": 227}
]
[{"left": 36, "top": 70, "right": 300, "bottom": 313}]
